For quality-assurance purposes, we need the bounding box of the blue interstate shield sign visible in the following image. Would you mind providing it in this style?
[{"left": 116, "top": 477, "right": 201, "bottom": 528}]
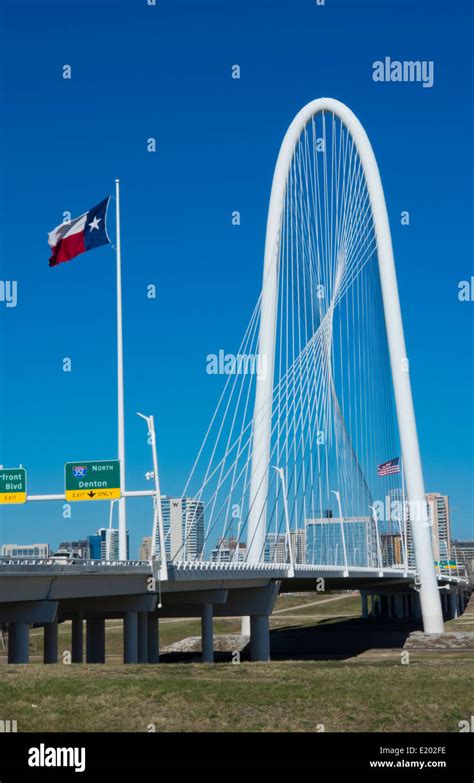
[{"left": 73, "top": 466, "right": 87, "bottom": 478}]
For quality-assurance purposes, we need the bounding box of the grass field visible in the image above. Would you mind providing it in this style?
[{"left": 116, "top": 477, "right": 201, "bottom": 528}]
[
  {"left": 0, "top": 591, "right": 472, "bottom": 733},
  {"left": 1, "top": 654, "right": 473, "bottom": 733}
]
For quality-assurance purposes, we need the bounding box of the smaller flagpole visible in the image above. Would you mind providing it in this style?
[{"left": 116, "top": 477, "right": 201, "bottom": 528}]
[{"left": 115, "top": 178, "right": 127, "bottom": 560}]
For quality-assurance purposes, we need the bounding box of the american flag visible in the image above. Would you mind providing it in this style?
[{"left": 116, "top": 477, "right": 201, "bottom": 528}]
[{"left": 377, "top": 457, "right": 400, "bottom": 477}]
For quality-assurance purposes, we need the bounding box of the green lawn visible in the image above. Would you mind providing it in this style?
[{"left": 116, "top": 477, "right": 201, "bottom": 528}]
[
  {"left": 1, "top": 592, "right": 472, "bottom": 733},
  {"left": 0, "top": 654, "right": 472, "bottom": 732}
]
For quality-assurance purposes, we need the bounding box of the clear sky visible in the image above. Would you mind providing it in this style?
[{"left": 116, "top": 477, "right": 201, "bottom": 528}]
[{"left": 0, "top": 0, "right": 472, "bottom": 557}]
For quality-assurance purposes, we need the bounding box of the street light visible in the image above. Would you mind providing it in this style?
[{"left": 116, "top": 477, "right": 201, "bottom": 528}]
[
  {"left": 136, "top": 412, "right": 167, "bottom": 582},
  {"left": 369, "top": 503, "right": 384, "bottom": 575},
  {"left": 106, "top": 499, "right": 118, "bottom": 561},
  {"left": 273, "top": 466, "right": 295, "bottom": 577},
  {"left": 330, "top": 490, "right": 348, "bottom": 576}
]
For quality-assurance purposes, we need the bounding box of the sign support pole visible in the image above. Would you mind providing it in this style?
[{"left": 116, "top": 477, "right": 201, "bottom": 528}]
[{"left": 115, "top": 178, "right": 127, "bottom": 560}]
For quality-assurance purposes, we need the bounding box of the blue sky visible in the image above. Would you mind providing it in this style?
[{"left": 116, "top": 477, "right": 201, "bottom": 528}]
[{"left": 0, "top": 0, "right": 472, "bottom": 556}]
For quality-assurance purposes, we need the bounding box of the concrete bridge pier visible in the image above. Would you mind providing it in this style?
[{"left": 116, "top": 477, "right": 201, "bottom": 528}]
[
  {"left": 8, "top": 623, "right": 30, "bottom": 664},
  {"left": 147, "top": 617, "right": 159, "bottom": 663},
  {"left": 394, "top": 594, "right": 404, "bottom": 619},
  {"left": 360, "top": 592, "right": 369, "bottom": 618},
  {"left": 250, "top": 615, "right": 270, "bottom": 662},
  {"left": 71, "top": 613, "right": 84, "bottom": 663},
  {"left": 44, "top": 619, "right": 58, "bottom": 664},
  {"left": 201, "top": 603, "right": 214, "bottom": 663},
  {"left": 4, "top": 601, "right": 58, "bottom": 664},
  {"left": 137, "top": 612, "right": 148, "bottom": 663},
  {"left": 414, "top": 593, "right": 422, "bottom": 619},
  {"left": 86, "top": 618, "right": 105, "bottom": 663},
  {"left": 439, "top": 592, "right": 447, "bottom": 618},
  {"left": 123, "top": 611, "right": 138, "bottom": 664},
  {"left": 449, "top": 591, "right": 458, "bottom": 619}
]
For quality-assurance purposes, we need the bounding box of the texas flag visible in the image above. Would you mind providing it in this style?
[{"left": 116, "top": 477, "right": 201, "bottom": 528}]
[{"left": 48, "top": 197, "right": 111, "bottom": 267}]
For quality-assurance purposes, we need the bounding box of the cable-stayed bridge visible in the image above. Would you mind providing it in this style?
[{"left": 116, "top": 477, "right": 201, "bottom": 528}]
[{"left": 0, "top": 98, "right": 469, "bottom": 665}]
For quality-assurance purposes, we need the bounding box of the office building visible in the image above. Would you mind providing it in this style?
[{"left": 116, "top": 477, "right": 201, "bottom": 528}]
[
  {"left": 452, "top": 539, "right": 474, "bottom": 581},
  {"left": 1, "top": 543, "right": 50, "bottom": 559},
  {"left": 426, "top": 493, "right": 451, "bottom": 563},
  {"left": 305, "top": 516, "right": 371, "bottom": 566},
  {"left": 290, "top": 529, "right": 306, "bottom": 564},
  {"left": 211, "top": 537, "right": 247, "bottom": 563},
  {"left": 157, "top": 497, "right": 205, "bottom": 561},
  {"left": 380, "top": 533, "right": 403, "bottom": 568},
  {"left": 265, "top": 533, "right": 287, "bottom": 563},
  {"left": 139, "top": 536, "right": 152, "bottom": 560},
  {"left": 88, "top": 529, "right": 129, "bottom": 561}
]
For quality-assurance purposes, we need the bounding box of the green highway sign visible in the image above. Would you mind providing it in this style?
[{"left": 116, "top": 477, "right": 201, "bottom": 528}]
[
  {"left": 65, "top": 460, "right": 121, "bottom": 502},
  {"left": 0, "top": 467, "right": 27, "bottom": 504}
]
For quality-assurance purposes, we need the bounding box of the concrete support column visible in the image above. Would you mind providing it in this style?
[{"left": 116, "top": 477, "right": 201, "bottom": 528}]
[
  {"left": 449, "top": 592, "right": 458, "bottom": 619},
  {"left": 394, "top": 594, "right": 404, "bottom": 619},
  {"left": 44, "top": 619, "right": 58, "bottom": 664},
  {"left": 414, "top": 593, "right": 422, "bottom": 619},
  {"left": 123, "top": 611, "right": 138, "bottom": 664},
  {"left": 8, "top": 622, "right": 30, "bottom": 664},
  {"left": 137, "top": 612, "right": 148, "bottom": 663},
  {"left": 440, "top": 593, "right": 446, "bottom": 617},
  {"left": 71, "top": 613, "right": 84, "bottom": 663},
  {"left": 250, "top": 614, "right": 270, "bottom": 662},
  {"left": 201, "top": 603, "right": 214, "bottom": 663},
  {"left": 147, "top": 617, "right": 159, "bottom": 664},
  {"left": 361, "top": 592, "right": 369, "bottom": 618},
  {"left": 86, "top": 618, "right": 105, "bottom": 663}
]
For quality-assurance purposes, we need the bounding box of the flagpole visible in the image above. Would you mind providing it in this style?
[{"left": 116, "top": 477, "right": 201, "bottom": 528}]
[{"left": 115, "top": 178, "right": 127, "bottom": 560}]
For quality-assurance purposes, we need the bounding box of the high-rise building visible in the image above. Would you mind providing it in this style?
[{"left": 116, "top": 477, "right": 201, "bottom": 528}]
[
  {"left": 452, "top": 539, "right": 474, "bottom": 581},
  {"left": 139, "top": 536, "right": 152, "bottom": 560},
  {"left": 290, "top": 529, "right": 306, "bottom": 564},
  {"left": 405, "top": 493, "right": 452, "bottom": 572},
  {"left": 305, "top": 517, "right": 371, "bottom": 566},
  {"left": 157, "top": 497, "right": 205, "bottom": 561},
  {"left": 211, "top": 537, "right": 247, "bottom": 563},
  {"left": 1, "top": 543, "right": 50, "bottom": 559},
  {"left": 88, "top": 529, "right": 129, "bottom": 561},
  {"left": 380, "top": 533, "right": 403, "bottom": 567},
  {"left": 426, "top": 493, "right": 451, "bottom": 563},
  {"left": 264, "top": 533, "right": 287, "bottom": 563}
]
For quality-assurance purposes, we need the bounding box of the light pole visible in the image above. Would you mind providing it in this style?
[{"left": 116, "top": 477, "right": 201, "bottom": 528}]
[
  {"left": 331, "top": 490, "right": 348, "bottom": 576},
  {"left": 273, "top": 466, "right": 295, "bottom": 576},
  {"left": 369, "top": 503, "right": 384, "bottom": 575},
  {"left": 106, "top": 499, "right": 117, "bottom": 560},
  {"left": 136, "top": 412, "right": 167, "bottom": 581}
]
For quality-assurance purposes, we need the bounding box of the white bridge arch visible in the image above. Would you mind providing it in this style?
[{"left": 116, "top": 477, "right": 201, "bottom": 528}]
[{"left": 246, "top": 98, "right": 443, "bottom": 634}]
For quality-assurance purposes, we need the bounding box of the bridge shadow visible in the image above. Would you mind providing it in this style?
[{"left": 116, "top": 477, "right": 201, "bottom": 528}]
[
  {"left": 158, "top": 615, "right": 423, "bottom": 664},
  {"left": 267, "top": 615, "right": 423, "bottom": 661}
]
